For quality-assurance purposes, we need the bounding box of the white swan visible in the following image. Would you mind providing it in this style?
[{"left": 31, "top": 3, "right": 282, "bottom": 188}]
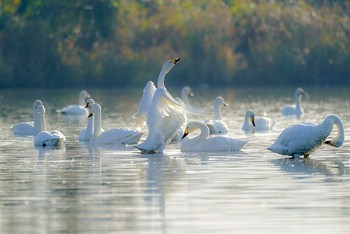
[
  {"left": 34, "top": 105, "right": 66, "bottom": 147},
  {"left": 11, "top": 99, "right": 43, "bottom": 135},
  {"left": 133, "top": 81, "right": 156, "bottom": 127},
  {"left": 78, "top": 99, "right": 95, "bottom": 142},
  {"left": 281, "top": 87, "right": 306, "bottom": 118},
  {"left": 57, "top": 90, "right": 90, "bottom": 115},
  {"left": 205, "top": 96, "right": 229, "bottom": 135},
  {"left": 89, "top": 103, "right": 143, "bottom": 145},
  {"left": 181, "top": 121, "right": 247, "bottom": 152},
  {"left": 180, "top": 86, "right": 204, "bottom": 114},
  {"left": 242, "top": 110, "right": 275, "bottom": 133},
  {"left": 135, "top": 58, "right": 187, "bottom": 153},
  {"left": 268, "top": 114, "right": 344, "bottom": 158}
]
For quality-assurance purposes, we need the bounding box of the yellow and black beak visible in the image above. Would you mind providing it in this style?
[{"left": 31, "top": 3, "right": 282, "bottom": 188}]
[
  {"left": 251, "top": 117, "right": 255, "bottom": 127},
  {"left": 171, "top": 58, "right": 181, "bottom": 64},
  {"left": 325, "top": 140, "right": 334, "bottom": 146},
  {"left": 85, "top": 102, "right": 90, "bottom": 108},
  {"left": 182, "top": 128, "right": 189, "bottom": 139},
  {"left": 88, "top": 113, "right": 93, "bottom": 118}
]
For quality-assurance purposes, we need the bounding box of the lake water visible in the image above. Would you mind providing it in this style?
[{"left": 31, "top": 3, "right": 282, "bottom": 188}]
[{"left": 0, "top": 86, "right": 349, "bottom": 233}]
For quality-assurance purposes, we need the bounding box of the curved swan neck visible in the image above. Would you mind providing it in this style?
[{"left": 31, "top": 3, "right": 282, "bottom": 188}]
[
  {"left": 157, "top": 69, "right": 167, "bottom": 88},
  {"left": 187, "top": 122, "right": 210, "bottom": 145},
  {"left": 323, "top": 115, "right": 344, "bottom": 147},
  {"left": 92, "top": 104, "right": 102, "bottom": 139},
  {"left": 37, "top": 108, "right": 47, "bottom": 132}
]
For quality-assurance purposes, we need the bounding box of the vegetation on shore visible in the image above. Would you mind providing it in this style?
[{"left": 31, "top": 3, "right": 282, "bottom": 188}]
[{"left": 0, "top": 0, "right": 349, "bottom": 88}]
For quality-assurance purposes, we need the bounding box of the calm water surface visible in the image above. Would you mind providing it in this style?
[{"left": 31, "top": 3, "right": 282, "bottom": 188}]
[{"left": 0, "top": 86, "right": 349, "bottom": 233}]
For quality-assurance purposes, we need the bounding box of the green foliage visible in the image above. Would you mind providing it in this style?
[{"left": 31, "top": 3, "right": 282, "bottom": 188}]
[{"left": 0, "top": 0, "right": 349, "bottom": 87}]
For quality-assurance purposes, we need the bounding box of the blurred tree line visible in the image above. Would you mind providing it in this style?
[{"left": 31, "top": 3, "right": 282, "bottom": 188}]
[{"left": 0, "top": 0, "right": 349, "bottom": 88}]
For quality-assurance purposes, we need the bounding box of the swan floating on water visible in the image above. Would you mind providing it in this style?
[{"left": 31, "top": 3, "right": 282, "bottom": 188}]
[
  {"left": 57, "top": 90, "right": 90, "bottom": 115},
  {"left": 242, "top": 110, "right": 275, "bottom": 133},
  {"left": 135, "top": 58, "right": 187, "bottom": 153},
  {"left": 89, "top": 102, "right": 143, "bottom": 145},
  {"left": 78, "top": 99, "right": 95, "bottom": 142},
  {"left": 281, "top": 87, "right": 306, "bottom": 118},
  {"left": 11, "top": 100, "right": 43, "bottom": 136},
  {"left": 133, "top": 81, "right": 156, "bottom": 127},
  {"left": 205, "top": 96, "right": 229, "bottom": 135},
  {"left": 180, "top": 86, "right": 204, "bottom": 114},
  {"left": 34, "top": 105, "right": 66, "bottom": 147},
  {"left": 181, "top": 121, "right": 247, "bottom": 152},
  {"left": 268, "top": 114, "right": 344, "bottom": 158}
]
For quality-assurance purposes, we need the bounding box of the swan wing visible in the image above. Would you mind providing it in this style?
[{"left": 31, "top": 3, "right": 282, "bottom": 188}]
[
  {"left": 205, "top": 120, "right": 229, "bottom": 135},
  {"left": 133, "top": 81, "right": 156, "bottom": 119},
  {"left": 182, "top": 136, "right": 247, "bottom": 152},
  {"left": 96, "top": 128, "right": 143, "bottom": 145},
  {"left": 57, "top": 105, "right": 88, "bottom": 115},
  {"left": 34, "top": 131, "right": 65, "bottom": 147},
  {"left": 11, "top": 122, "right": 35, "bottom": 135}
]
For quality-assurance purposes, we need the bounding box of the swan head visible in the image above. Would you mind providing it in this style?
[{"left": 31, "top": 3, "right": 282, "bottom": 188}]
[
  {"left": 214, "top": 96, "right": 228, "bottom": 107},
  {"left": 33, "top": 100, "right": 43, "bottom": 109},
  {"left": 245, "top": 110, "right": 256, "bottom": 127},
  {"left": 161, "top": 58, "right": 181, "bottom": 75},
  {"left": 295, "top": 87, "right": 306, "bottom": 97},
  {"left": 37, "top": 104, "right": 46, "bottom": 115},
  {"left": 182, "top": 121, "right": 206, "bottom": 139},
  {"left": 85, "top": 98, "right": 95, "bottom": 109},
  {"left": 181, "top": 86, "right": 193, "bottom": 97},
  {"left": 323, "top": 114, "right": 344, "bottom": 147}
]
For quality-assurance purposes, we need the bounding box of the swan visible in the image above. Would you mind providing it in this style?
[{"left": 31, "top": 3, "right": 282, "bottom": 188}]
[
  {"left": 133, "top": 81, "right": 156, "bottom": 127},
  {"left": 78, "top": 99, "right": 95, "bottom": 142},
  {"left": 205, "top": 96, "right": 229, "bottom": 135},
  {"left": 11, "top": 99, "right": 43, "bottom": 135},
  {"left": 34, "top": 105, "right": 66, "bottom": 147},
  {"left": 89, "top": 102, "right": 143, "bottom": 145},
  {"left": 268, "top": 114, "right": 344, "bottom": 158},
  {"left": 180, "top": 86, "right": 204, "bottom": 114},
  {"left": 135, "top": 58, "right": 187, "bottom": 153},
  {"left": 57, "top": 90, "right": 90, "bottom": 115},
  {"left": 181, "top": 121, "right": 247, "bottom": 152},
  {"left": 242, "top": 110, "right": 275, "bottom": 133},
  {"left": 281, "top": 87, "right": 306, "bottom": 118}
]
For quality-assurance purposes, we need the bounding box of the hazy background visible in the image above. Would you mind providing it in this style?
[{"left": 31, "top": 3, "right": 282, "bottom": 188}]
[{"left": 0, "top": 0, "right": 349, "bottom": 88}]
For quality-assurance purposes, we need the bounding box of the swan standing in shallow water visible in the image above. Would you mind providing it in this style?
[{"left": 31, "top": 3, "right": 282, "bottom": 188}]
[
  {"left": 135, "top": 58, "right": 187, "bottom": 153},
  {"left": 242, "top": 110, "right": 275, "bottom": 133},
  {"left": 181, "top": 121, "right": 247, "bottom": 152},
  {"left": 57, "top": 90, "right": 90, "bottom": 115},
  {"left": 205, "top": 96, "right": 229, "bottom": 135},
  {"left": 133, "top": 81, "right": 156, "bottom": 127},
  {"left": 78, "top": 99, "right": 95, "bottom": 142},
  {"left": 89, "top": 103, "right": 143, "bottom": 145},
  {"left": 11, "top": 100, "right": 43, "bottom": 135},
  {"left": 34, "top": 105, "right": 66, "bottom": 147},
  {"left": 268, "top": 114, "right": 344, "bottom": 158},
  {"left": 281, "top": 87, "right": 306, "bottom": 118}
]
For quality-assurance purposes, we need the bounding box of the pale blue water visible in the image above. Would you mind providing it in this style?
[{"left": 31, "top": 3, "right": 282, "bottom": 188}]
[{"left": 0, "top": 86, "right": 349, "bottom": 233}]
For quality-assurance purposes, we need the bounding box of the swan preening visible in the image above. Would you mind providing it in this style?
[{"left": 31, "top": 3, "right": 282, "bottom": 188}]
[
  {"left": 281, "top": 87, "right": 306, "bottom": 118},
  {"left": 135, "top": 58, "right": 187, "bottom": 153},
  {"left": 181, "top": 121, "right": 247, "bottom": 152},
  {"left": 268, "top": 114, "right": 344, "bottom": 158},
  {"left": 11, "top": 99, "right": 43, "bottom": 135},
  {"left": 88, "top": 102, "right": 143, "bottom": 145},
  {"left": 242, "top": 110, "right": 275, "bottom": 133},
  {"left": 205, "top": 96, "right": 229, "bottom": 135},
  {"left": 34, "top": 104, "right": 66, "bottom": 147},
  {"left": 57, "top": 90, "right": 90, "bottom": 115}
]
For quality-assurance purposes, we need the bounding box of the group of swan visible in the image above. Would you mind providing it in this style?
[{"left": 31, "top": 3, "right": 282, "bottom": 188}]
[{"left": 10, "top": 59, "right": 344, "bottom": 158}]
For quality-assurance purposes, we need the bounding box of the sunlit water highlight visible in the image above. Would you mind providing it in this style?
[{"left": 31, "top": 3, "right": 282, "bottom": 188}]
[{"left": 0, "top": 86, "right": 349, "bottom": 233}]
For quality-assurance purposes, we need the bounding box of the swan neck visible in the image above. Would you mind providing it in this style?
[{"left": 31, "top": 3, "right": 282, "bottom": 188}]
[
  {"left": 189, "top": 123, "right": 210, "bottom": 145},
  {"left": 295, "top": 92, "right": 302, "bottom": 110},
  {"left": 93, "top": 108, "right": 102, "bottom": 138},
  {"left": 37, "top": 111, "right": 47, "bottom": 132},
  {"left": 214, "top": 103, "right": 222, "bottom": 120},
  {"left": 86, "top": 115, "right": 94, "bottom": 139},
  {"left": 242, "top": 115, "right": 250, "bottom": 130},
  {"left": 324, "top": 115, "right": 344, "bottom": 147},
  {"left": 157, "top": 69, "right": 166, "bottom": 88}
]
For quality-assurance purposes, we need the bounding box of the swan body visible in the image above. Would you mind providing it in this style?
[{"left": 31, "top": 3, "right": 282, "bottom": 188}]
[
  {"left": 205, "top": 96, "right": 229, "bottom": 135},
  {"left": 181, "top": 121, "right": 247, "bottom": 152},
  {"left": 135, "top": 58, "right": 187, "bottom": 153},
  {"left": 78, "top": 99, "right": 95, "bottom": 142},
  {"left": 281, "top": 87, "right": 305, "bottom": 118},
  {"left": 133, "top": 81, "right": 156, "bottom": 127},
  {"left": 89, "top": 103, "right": 143, "bottom": 145},
  {"left": 11, "top": 100, "right": 43, "bottom": 135},
  {"left": 242, "top": 110, "right": 275, "bottom": 133},
  {"left": 268, "top": 114, "right": 344, "bottom": 158},
  {"left": 34, "top": 105, "right": 66, "bottom": 147},
  {"left": 57, "top": 90, "right": 90, "bottom": 115}
]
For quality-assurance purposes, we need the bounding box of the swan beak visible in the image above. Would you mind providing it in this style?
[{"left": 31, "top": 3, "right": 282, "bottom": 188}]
[
  {"left": 172, "top": 58, "right": 181, "bottom": 64},
  {"left": 182, "top": 128, "right": 189, "bottom": 139},
  {"left": 223, "top": 103, "right": 229, "bottom": 107},
  {"left": 251, "top": 117, "right": 255, "bottom": 127},
  {"left": 85, "top": 102, "right": 90, "bottom": 108},
  {"left": 88, "top": 113, "right": 93, "bottom": 118},
  {"left": 325, "top": 140, "right": 334, "bottom": 146}
]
